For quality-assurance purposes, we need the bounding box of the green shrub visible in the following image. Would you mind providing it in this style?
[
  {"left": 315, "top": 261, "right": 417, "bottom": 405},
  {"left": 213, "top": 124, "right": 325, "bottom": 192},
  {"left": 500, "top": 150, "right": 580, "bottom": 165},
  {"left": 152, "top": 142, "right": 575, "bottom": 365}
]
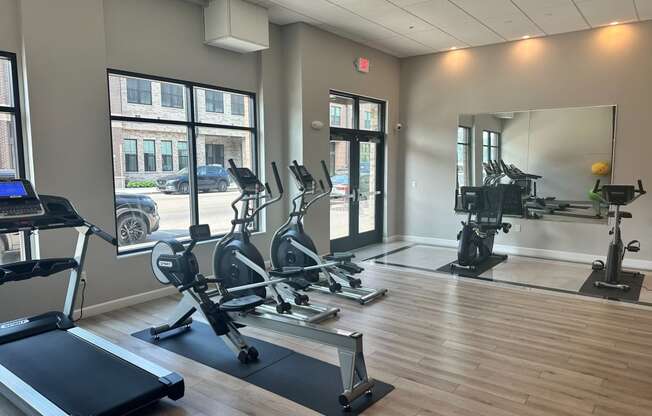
[{"left": 126, "top": 180, "right": 157, "bottom": 188}]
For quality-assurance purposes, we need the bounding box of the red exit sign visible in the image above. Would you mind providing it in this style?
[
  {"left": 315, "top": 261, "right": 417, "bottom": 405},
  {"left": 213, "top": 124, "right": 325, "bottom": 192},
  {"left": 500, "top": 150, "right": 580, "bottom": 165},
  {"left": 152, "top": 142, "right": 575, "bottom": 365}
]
[{"left": 355, "top": 57, "right": 370, "bottom": 73}]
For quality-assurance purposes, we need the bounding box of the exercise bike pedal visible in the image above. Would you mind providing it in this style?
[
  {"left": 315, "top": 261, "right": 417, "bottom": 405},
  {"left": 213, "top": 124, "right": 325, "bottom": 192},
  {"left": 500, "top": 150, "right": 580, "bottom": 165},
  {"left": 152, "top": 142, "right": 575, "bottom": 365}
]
[
  {"left": 627, "top": 240, "right": 641, "bottom": 253},
  {"left": 592, "top": 260, "right": 605, "bottom": 271}
]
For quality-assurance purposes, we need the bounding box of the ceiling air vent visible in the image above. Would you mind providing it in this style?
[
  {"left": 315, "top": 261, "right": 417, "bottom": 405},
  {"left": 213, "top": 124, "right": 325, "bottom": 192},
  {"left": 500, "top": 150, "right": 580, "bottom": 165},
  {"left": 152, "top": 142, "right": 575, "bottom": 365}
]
[{"left": 204, "top": 0, "right": 269, "bottom": 53}]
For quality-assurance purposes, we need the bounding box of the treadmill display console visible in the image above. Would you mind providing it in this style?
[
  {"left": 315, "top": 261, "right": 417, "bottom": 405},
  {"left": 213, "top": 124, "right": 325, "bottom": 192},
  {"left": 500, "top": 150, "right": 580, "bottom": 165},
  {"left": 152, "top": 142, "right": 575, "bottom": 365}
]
[{"left": 0, "top": 179, "right": 44, "bottom": 218}]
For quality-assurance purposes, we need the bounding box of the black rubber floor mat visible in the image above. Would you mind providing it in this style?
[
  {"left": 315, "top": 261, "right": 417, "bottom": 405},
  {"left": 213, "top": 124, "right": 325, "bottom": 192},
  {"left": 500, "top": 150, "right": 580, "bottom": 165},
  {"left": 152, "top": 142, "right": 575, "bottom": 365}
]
[
  {"left": 579, "top": 270, "right": 644, "bottom": 302},
  {"left": 245, "top": 352, "right": 394, "bottom": 415},
  {"left": 435, "top": 255, "right": 507, "bottom": 278},
  {"left": 133, "top": 322, "right": 394, "bottom": 415},
  {"left": 133, "top": 323, "right": 293, "bottom": 378}
]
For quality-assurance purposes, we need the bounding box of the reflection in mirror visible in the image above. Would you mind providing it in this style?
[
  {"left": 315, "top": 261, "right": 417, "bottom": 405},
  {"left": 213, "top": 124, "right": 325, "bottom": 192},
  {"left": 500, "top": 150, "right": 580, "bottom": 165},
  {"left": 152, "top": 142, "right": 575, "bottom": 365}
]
[{"left": 456, "top": 106, "right": 615, "bottom": 223}]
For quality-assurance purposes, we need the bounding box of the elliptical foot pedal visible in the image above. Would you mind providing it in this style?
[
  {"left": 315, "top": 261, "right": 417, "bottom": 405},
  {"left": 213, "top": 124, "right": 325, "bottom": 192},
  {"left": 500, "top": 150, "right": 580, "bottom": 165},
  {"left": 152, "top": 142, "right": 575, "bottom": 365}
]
[
  {"left": 338, "top": 262, "right": 364, "bottom": 274},
  {"left": 221, "top": 295, "right": 266, "bottom": 312},
  {"left": 287, "top": 277, "right": 312, "bottom": 290},
  {"left": 325, "top": 252, "right": 355, "bottom": 262}
]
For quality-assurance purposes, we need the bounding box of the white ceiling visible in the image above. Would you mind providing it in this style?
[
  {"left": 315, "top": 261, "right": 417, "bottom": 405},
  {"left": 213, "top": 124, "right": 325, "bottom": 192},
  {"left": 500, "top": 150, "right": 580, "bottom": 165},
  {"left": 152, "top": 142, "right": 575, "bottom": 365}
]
[{"left": 244, "top": 0, "right": 652, "bottom": 57}]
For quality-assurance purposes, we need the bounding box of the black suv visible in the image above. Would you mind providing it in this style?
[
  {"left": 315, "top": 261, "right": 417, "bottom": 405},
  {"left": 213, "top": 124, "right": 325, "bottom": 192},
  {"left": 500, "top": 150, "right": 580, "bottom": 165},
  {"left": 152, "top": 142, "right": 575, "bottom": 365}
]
[
  {"left": 115, "top": 193, "right": 160, "bottom": 246},
  {"left": 156, "top": 165, "right": 230, "bottom": 194}
]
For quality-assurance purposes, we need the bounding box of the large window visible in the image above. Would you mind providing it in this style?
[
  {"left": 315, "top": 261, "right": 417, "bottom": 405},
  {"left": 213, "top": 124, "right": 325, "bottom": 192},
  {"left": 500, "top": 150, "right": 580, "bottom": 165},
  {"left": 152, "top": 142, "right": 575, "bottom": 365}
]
[
  {"left": 205, "top": 90, "right": 224, "bottom": 113},
  {"left": 161, "top": 83, "right": 184, "bottom": 109},
  {"left": 483, "top": 130, "right": 501, "bottom": 163},
  {"left": 143, "top": 139, "right": 156, "bottom": 172},
  {"left": 0, "top": 52, "right": 27, "bottom": 264},
  {"left": 161, "top": 141, "right": 173, "bottom": 171},
  {"left": 109, "top": 70, "right": 257, "bottom": 253},
  {"left": 126, "top": 78, "right": 152, "bottom": 105},
  {"left": 457, "top": 126, "right": 472, "bottom": 187},
  {"left": 231, "top": 94, "right": 245, "bottom": 116},
  {"left": 123, "top": 139, "right": 138, "bottom": 172}
]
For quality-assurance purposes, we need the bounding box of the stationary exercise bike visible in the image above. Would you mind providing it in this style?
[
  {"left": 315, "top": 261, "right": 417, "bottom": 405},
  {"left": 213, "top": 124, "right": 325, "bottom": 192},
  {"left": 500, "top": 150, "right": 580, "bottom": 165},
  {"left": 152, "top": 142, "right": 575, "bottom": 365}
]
[
  {"left": 270, "top": 160, "right": 387, "bottom": 304},
  {"left": 591, "top": 179, "right": 646, "bottom": 291},
  {"left": 452, "top": 185, "right": 516, "bottom": 272},
  {"left": 212, "top": 159, "right": 339, "bottom": 322}
]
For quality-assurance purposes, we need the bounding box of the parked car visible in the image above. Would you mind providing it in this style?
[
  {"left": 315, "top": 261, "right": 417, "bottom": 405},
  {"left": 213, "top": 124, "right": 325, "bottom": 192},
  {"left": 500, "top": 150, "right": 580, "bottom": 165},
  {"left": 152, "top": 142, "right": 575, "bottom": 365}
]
[
  {"left": 330, "top": 174, "right": 349, "bottom": 198},
  {"left": 115, "top": 193, "right": 160, "bottom": 246},
  {"left": 0, "top": 169, "right": 15, "bottom": 180},
  {"left": 156, "top": 165, "right": 230, "bottom": 194}
]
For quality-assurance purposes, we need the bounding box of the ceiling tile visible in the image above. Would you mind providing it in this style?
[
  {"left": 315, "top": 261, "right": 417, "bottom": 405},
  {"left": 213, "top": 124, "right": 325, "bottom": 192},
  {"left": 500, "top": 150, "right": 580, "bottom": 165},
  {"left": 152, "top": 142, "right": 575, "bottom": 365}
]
[
  {"left": 513, "top": 0, "right": 589, "bottom": 34},
  {"left": 267, "top": 5, "right": 321, "bottom": 25},
  {"left": 406, "top": 0, "right": 504, "bottom": 45},
  {"left": 365, "top": 35, "right": 436, "bottom": 57},
  {"left": 406, "top": 28, "right": 460, "bottom": 50},
  {"left": 328, "top": 0, "right": 398, "bottom": 17},
  {"left": 372, "top": 9, "right": 434, "bottom": 33},
  {"left": 637, "top": 0, "right": 652, "bottom": 19},
  {"left": 574, "top": 0, "right": 638, "bottom": 26},
  {"left": 451, "top": 0, "right": 545, "bottom": 39}
]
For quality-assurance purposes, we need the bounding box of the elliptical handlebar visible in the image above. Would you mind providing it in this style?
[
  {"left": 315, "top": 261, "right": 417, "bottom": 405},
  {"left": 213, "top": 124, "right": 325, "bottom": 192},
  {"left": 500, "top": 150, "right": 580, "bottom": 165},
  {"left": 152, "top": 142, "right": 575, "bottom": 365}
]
[
  {"left": 321, "top": 160, "right": 333, "bottom": 191},
  {"left": 592, "top": 179, "right": 602, "bottom": 195},
  {"left": 271, "top": 161, "right": 283, "bottom": 195}
]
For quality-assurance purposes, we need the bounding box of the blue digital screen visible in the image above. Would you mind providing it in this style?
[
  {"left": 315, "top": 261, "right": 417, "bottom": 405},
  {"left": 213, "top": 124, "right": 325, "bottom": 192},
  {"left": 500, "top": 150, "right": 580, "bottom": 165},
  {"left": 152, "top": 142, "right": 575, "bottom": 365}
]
[{"left": 0, "top": 181, "right": 27, "bottom": 198}]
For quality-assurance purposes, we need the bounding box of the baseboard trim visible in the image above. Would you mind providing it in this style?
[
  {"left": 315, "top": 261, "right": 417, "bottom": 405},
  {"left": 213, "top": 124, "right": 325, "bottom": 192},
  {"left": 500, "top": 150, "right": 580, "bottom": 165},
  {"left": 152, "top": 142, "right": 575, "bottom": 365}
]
[
  {"left": 390, "top": 235, "right": 652, "bottom": 271},
  {"left": 74, "top": 286, "right": 177, "bottom": 320}
]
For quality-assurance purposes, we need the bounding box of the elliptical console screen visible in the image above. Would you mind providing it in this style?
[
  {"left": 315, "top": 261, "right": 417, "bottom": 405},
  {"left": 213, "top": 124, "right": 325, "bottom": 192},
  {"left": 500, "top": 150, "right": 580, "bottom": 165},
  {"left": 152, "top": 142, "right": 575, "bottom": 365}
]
[{"left": 0, "top": 181, "right": 28, "bottom": 199}]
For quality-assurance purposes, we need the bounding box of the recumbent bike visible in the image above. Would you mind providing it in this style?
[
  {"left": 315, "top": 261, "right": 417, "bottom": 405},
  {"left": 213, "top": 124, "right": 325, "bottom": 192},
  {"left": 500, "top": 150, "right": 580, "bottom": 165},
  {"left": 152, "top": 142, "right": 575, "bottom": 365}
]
[{"left": 452, "top": 184, "right": 522, "bottom": 272}]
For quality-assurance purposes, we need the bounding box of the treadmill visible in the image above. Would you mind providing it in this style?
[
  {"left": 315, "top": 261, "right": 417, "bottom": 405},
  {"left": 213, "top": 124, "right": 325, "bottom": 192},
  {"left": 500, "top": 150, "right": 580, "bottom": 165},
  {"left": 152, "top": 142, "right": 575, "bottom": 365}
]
[{"left": 0, "top": 179, "right": 184, "bottom": 415}]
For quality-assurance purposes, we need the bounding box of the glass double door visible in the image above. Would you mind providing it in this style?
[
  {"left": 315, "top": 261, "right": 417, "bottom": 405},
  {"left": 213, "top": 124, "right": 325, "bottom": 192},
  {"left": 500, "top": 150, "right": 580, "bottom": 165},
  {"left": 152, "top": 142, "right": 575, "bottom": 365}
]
[{"left": 329, "top": 132, "right": 384, "bottom": 252}]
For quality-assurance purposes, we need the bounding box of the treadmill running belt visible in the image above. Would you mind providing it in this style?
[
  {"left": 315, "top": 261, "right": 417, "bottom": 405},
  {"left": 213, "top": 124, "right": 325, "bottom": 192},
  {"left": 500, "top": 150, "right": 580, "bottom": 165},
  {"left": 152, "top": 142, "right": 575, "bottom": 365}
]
[{"left": 0, "top": 330, "right": 167, "bottom": 416}]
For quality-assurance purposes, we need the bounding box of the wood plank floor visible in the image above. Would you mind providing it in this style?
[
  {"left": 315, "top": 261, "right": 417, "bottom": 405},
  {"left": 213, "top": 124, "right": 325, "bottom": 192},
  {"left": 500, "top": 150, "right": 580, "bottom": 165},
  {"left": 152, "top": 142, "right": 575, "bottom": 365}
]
[{"left": 3, "top": 261, "right": 652, "bottom": 415}]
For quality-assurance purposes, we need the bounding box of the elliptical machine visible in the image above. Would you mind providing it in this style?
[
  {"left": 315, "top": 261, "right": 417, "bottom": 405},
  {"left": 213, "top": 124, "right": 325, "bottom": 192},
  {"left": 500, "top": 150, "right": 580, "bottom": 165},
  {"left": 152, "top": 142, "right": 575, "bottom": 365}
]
[
  {"left": 212, "top": 159, "right": 339, "bottom": 323},
  {"left": 270, "top": 160, "right": 387, "bottom": 304},
  {"left": 591, "top": 179, "right": 646, "bottom": 291},
  {"left": 452, "top": 185, "right": 515, "bottom": 272}
]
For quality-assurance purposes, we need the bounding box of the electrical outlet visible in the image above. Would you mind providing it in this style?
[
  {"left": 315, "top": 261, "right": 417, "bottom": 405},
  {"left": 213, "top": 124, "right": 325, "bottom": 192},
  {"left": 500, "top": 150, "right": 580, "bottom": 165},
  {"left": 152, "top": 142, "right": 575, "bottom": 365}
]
[{"left": 411, "top": 180, "right": 417, "bottom": 188}]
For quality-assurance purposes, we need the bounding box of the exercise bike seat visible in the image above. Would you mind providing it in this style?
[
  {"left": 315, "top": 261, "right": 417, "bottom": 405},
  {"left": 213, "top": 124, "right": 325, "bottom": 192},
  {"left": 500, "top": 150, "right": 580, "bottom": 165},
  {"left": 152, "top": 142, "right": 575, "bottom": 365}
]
[
  {"left": 324, "top": 252, "right": 355, "bottom": 262},
  {"left": 220, "top": 294, "right": 266, "bottom": 312}
]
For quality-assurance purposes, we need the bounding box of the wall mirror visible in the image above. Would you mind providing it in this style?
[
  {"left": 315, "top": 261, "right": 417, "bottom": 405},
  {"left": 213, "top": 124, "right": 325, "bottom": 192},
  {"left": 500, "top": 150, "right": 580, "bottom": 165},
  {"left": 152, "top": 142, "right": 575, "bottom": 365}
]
[{"left": 456, "top": 105, "right": 616, "bottom": 223}]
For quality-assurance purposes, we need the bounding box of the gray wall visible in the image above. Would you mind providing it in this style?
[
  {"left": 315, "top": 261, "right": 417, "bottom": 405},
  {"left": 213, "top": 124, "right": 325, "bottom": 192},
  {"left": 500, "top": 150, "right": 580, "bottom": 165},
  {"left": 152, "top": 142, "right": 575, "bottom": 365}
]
[
  {"left": 283, "top": 23, "right": 401, "bottom": 253},
  {"left": 501, "top": 106, "right": 614, "bottom": 201},
  {"left": 400, "top": 21, "right": 652, "bottom": 258},
  {"left": 0, "top": 1, "right": 400, "bottom": 320}
]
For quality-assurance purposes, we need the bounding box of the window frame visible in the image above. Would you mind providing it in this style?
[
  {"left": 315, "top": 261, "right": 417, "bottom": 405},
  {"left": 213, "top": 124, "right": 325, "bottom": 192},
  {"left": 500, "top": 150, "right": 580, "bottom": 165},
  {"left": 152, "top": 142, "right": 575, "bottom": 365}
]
[
  {"left": 161, "top": 140, "right": 174, "bottom": 172},
  {"left": 482, "top": 130, "right": 501, "bottom": 164},
  {"left": 143, "top": 139, "right": 157, "bottom": 172},
  {"left": 205, "top": 90, "right": 224, "bottom": 113},
  {"left": 123, "top": 138, "right": 139, "bottom": 172},
  {"left": 177, "top": 140, "right": 189, "bottom": 171},
  {"left": 0, "top": 51, "right": 30, "bottom": 260},
  {"left": 161, "top": 82, "right": 184, "bottom": 109},
  {"left": 107, "top": 69, "right": 258, "bottom": 255},
  {"left": 456, "top": 126, "right": 472, "bottom": 187},
  {"left": 126, "top": 78, "right": 152, "bottom": 105},
  {"left": 230, "top": 93, "right": 245, "bottom": 116}
]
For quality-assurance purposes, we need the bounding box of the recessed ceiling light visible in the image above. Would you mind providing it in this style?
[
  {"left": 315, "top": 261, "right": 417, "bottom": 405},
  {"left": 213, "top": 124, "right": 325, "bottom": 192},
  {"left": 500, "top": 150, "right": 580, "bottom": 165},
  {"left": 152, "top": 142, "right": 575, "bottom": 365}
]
[
  {"left": 521, "top": 35, "right": 531, "bottom": 39},
  {"left": 609, "top": 21, "right": 619, "bottom": 26},
  {"left": 450, "top": 46, "right": 458, "bottom": 50}
]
